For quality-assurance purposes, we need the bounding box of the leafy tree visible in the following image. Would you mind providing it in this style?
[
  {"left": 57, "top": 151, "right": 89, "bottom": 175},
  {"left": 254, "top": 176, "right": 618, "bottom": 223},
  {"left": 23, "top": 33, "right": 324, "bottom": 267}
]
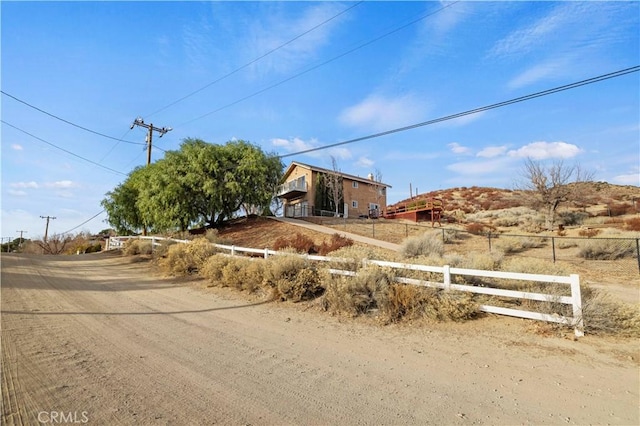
[
  {"left": 519, "top": 158, "right": 594, "bottom": 230},
  {"left": 101, "top": 166, "right": 148, "bottom": 234},
  {"left": 102, "top": 138, "right": 283, "bottom": 233}
]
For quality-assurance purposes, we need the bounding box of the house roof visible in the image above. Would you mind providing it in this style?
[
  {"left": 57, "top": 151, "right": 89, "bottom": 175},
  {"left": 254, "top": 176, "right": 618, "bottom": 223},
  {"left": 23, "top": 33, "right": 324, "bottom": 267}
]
[{"left": 283, "top": 161, "right": 392, "bottom": 188}]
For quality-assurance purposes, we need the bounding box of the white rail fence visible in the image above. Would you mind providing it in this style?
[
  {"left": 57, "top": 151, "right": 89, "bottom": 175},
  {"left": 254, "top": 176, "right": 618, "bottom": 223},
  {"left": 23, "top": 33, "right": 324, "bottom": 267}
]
[{"left": 108, "top": 236, "right": 584, "bottom": 336}]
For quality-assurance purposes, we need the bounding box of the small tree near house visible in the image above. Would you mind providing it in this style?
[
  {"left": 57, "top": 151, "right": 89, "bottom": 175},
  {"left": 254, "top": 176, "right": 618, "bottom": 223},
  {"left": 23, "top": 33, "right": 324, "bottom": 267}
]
[
  {"left": 518, "top": 158, "right": 594, "bottom": 230},
  {"left": 325, "top": 156, "right": 344, "bottom": 217}
]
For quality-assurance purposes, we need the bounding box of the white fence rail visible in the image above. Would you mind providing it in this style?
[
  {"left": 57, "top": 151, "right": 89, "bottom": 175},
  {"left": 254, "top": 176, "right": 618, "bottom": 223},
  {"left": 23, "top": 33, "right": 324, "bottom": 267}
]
[{"left": 107, "top": 236, "right": 584, "bottom": 336}]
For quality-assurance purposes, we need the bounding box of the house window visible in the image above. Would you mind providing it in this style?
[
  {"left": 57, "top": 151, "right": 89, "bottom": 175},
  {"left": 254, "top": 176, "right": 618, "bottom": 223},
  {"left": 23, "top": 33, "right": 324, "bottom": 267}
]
[
  {"left": 352, "top": 181, "right": 358, "bottom": 188},
  {"left": 352, "top": 200, "right": 358, "bottom": 208}
]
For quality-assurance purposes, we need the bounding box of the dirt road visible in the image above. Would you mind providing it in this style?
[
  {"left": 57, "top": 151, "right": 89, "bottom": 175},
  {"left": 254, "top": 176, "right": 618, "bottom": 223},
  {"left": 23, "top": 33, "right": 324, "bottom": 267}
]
[{"left": 2, "top": 253, "right": 638, "bottom": 425}]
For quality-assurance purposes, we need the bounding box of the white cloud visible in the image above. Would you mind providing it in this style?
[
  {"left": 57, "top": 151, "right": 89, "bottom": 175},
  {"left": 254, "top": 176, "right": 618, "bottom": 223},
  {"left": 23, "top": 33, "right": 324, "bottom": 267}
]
[
  {"left": 339, "top": 94, "right": 428, "bottom": 132},
  {"left": 44, "top": 180, "right": 77, "bottom": 189},
  {"left": 11, "top": 144, "right": 23, "bottom": 151},
  {"left": 8, "top": 189, "right": 27, "bottom": 196},
  {"left": 507, "top": 141, "right": 582, "bottom": 160},
  {"left": 612, "top": 173, "right": 640, "bottom": 186},
  {"left": 447, "top": 157, "right": 514, "bottom": 175},
  {"left": 477, "top": 145, "right": 508, "bottom": 158},
  {"left": 507, "top": 58, "right": 569, "bottom": 89},
  {"left": 355, "top": 156, "right": 374, "bottom": 168},
  {"left": 245, "top": 3, "right": 347, "bottom": 76},
  {"left": 10, "top": 181, "right": 39, "bottom": 189},
  {"left": 271, "top": 137, "right": 351, "bottom": 160},
  {"left": 448, "top": 142, "right": 471, "bottom": 155}
]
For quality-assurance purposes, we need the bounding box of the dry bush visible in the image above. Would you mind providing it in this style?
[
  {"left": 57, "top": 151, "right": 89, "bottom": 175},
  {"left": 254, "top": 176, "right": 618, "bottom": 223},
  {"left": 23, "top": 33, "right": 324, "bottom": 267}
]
[
  {"left": 577, "top": 239, "right": 635, "bottom": 260},
  {"left": 263, "top": 254, "right": 323, "bottom": 301},
  {"left": 624, "top": 217, "right": 640, "bottom": 231},
  {"left": 608, "top": 203, "right": 634, "bottom": 216},
  {"left": 318, "top": 233, "right": 353, "bottom": 255},
  {"left": 378, "top": 284, "right": 433, "bottom": 323},
  {"left": 495, "top": 236, "right": 547, "bottom": 254},
  {"left": 200, "top": 255, "right": 233, "bottom": 284},
  {"left": 465, "top": 222, "right": 486, "bottom": 235},
  {"left": 578, "top": 228, "right": 601, "bottom": 238},
  {"left": 322, "top": 265, "right": 394, "bottom": 315},
  {"left": 157, "top": 238, "right": 217, "bottom": 276},
  {"left": 580, "top": 287, "right": 640, "bottom": 336},
  {"left": 556, "top": 239, "right": 578, "bottom": 249},
  {"left": 329, "top": 245, "right": 401, "bottom": 263},
  {"left": 557, "top": 210, "right": 590, "bottom": 226},
  {"left": 400, "top": 232, "right": 444, "bottom": 258},
  {"left": 221, "top": 257, "right": 264, "bottom": 292},
  {"left": 204, "top": 229, "right": 233, "bottom": 245},
  {"left": 273, "top": 233, "right": 317, "bottom": 254},
  {"left": 123, "top": 239, "right": 153, "bottom": 256},
  {"left": 152, "top": 239, "right": 177, "bottom": 258}
]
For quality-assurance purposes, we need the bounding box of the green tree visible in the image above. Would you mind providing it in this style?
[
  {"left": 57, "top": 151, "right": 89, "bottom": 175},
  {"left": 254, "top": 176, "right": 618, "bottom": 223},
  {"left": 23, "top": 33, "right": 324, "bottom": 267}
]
[{"left": 102, "top": 138, "right": 283, "bottom": 233}]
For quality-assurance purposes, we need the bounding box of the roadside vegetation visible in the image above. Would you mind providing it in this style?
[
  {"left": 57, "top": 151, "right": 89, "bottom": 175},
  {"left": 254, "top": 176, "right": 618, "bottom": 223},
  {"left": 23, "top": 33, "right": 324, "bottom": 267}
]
[{"left": 114, "top": 225, "right": 640, "bottom": 337}]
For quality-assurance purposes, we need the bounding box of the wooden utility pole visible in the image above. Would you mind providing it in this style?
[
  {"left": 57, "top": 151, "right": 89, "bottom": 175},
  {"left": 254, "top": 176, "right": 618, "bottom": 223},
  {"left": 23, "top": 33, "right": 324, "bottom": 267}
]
[
  {"left": 130, "top": 117, "right": 172, "bottom": 166},
  {"left": 16, "top": 230, "right": 27, "bottom": 249},
  {"left": 40, "top": 216, "right": 56, "bottom": 242}
]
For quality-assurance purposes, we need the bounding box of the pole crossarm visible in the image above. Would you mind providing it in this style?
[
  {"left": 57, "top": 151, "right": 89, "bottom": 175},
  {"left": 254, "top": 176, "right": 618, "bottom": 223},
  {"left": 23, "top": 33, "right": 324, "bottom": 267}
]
[{"left": 130, "top": 117, "right": 172, "bottom": 166}]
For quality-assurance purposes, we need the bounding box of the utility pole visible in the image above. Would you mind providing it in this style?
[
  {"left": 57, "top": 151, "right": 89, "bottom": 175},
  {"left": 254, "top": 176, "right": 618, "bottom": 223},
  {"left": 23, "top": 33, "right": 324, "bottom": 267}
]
[
  {"left": 16, "top": 230, "right": 27, "bottom": 250},
  {"left": 130, "top": 117, "right": 172, "bottom": 166},
  {"left": 40, "top": 216, "right": 56, "bottom": 242}
]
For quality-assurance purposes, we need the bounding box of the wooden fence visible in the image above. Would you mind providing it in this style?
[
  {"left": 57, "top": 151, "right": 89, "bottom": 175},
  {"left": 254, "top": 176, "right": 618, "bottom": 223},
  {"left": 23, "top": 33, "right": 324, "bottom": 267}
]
[{"left": 107, "top": 236, "right": 584, "bottom": 336}]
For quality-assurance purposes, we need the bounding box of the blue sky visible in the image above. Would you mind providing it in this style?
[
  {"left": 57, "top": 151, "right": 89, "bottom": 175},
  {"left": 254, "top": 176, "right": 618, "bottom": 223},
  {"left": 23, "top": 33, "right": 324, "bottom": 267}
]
[{"left": 2, "top": 1, "right": 639, "bottom": 238}]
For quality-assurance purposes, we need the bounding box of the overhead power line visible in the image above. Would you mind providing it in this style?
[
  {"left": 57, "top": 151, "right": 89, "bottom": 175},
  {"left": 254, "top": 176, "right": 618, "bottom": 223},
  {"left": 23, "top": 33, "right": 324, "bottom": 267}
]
[
  {"left": 1, "top": 90, "right": 145, "bottom": 146},
  {"left": 279, "top": 66, "right": 640, "bottom": 158},
  {"left": 177, "top": 1, "right": 459, "bottom": 128},
  {"left": 61, "top": 210, "right": 106, "bottom": 235},
  {"left": 1, "top": 120, "right": 127, "bottom": 176},
  {"left": 145, "top": 2, "right": 364, "bottom": 118}
]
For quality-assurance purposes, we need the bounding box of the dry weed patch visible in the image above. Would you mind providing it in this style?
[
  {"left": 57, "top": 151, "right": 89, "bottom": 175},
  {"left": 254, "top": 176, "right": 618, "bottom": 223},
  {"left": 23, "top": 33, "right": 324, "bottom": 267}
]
[
  {"left": 158, "top": 237, "right": 217, "bottom": 276},
  {"left": 123, "top": 239, "right": 153, "bottom": 256},
  {"left": 400, "top": 232, "right": 444, "bottom": 258}
]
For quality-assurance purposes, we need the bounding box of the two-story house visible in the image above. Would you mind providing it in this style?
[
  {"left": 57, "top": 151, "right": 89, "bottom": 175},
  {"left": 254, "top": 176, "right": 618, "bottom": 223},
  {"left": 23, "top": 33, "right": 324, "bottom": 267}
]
[{"left": 276, "top": 161, "right": 391, "bottom": 218}]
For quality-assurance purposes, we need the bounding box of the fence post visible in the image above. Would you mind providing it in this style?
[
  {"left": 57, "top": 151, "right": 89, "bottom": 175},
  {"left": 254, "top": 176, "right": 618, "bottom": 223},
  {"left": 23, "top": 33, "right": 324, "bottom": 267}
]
[
  {"left": 152, "top": 237, "right": 156, "bottom": 253},
  {"left": 405, "top": 223, "right": 408, "bottom": 238},
  {"left": 636, "top": 239, "right": 640, "bottom": 274},
  {"left": 372, "top": 222, "right": 375, "bottom": 238},
  {"left": 231, "top": 245, "right": 235, "bottom": 256},
  {"left": 487, "top": 232, "right": 492, "bottom": 251},
  {"left": 551, "top": 237, "right": 556, "bottom": 263},
  {"left": 570, "top": 274, "right": 584, "bottom": 337},
  {"left": 264, "top": 248, "right": 269, "bottom": 259},
  {"left": 441, "top": 228, "right": 445, "bottom": 243},
  {"left": 443, "top": 265, "right": 451, "bottom": 290}
]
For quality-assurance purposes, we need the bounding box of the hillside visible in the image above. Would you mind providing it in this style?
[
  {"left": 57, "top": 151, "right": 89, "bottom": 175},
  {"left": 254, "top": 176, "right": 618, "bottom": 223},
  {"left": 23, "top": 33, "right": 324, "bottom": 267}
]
[{"left": 387, "top": 182, "right": 640, "bottom": 216}]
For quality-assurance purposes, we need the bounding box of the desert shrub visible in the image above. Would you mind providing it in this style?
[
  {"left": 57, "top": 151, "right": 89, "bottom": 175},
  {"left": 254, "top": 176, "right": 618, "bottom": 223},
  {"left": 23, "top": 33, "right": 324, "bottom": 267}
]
[
  {"left": 624, "top": 217, "right": 640, "bottom": 232},
  {"left": 273, "top": 233, "right": 317, "bottom": 254},
  {"left": 400, "top": 232, "right": 444, "bottom": 258},
  {"left": 200, "top": 254, "right": 234, "bottom": 284},
  {"left": 465, "top": 222, "right": 486, "bottom": 235},
  {"left": 220, "top": 257, "right": 264, "bottom": 292},
  {"left": 323, "top": 265, "right": 394, "bottom": 315},
  {"left": 153, "top": 239, "right": 177, "bottom": 258},
  {"left": 442, "top": 228, "right": 464, "bottom": 243},
  {"left": 264, "top": 254, "right": 323, "bottom": 301},
  {"left": 501, "top": 257, "right": 568, "bottom": 276},
  {"left": 318, "top": 233, "right": 353, "bottom": 255},
  {"left": 558, "top": 211, "right": 589, "bottom": 226},
  {"left": 459, "top": 250, "right": 504, "bottom": 271},
  {"left": 556, "top": 239, "right": 578, "bottom": 249},
  {"left": 608, "top": 203, "right": 634, "bottom": 217},
  {"left": 520, "top": 217, "right": 545, "bottom": 233},
  {"left": 578, "top": 228, "right": 601, "bottom": 238},
  {"left": 158, "top": 238, "right": 217, "bottom": 276},
  {"left": 123, "top": 239, "right": 153, "bottom": 256},
  {"left": 580, "top": 287, "right": 640, "bottom": 336},
  {"left": 577, "top": 239, "right": 635, "bottom": 260},
  {"left": 204, "top": 228, "right": 232, "bottom": 245},
  {"left": 495, "top": 236, "right": 547, "bottom": 254},
  {"left": 329, "top": 244, "right": 400, "bottom": 262}
]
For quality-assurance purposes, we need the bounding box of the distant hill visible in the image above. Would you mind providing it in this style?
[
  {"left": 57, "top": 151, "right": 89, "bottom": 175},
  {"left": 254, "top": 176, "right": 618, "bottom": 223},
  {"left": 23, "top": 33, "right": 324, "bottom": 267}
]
[{"left": 387, "top": 182, "right": 640, "bottom": 215}]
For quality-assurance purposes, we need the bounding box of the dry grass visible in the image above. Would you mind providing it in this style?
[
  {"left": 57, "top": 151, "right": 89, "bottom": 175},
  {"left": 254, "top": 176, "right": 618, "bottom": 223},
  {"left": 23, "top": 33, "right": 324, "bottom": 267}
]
[
  {"left": 157, "top": 237, "right": 218, "bottom": 276},
  {"left": 400, "top": 231, "right": 444, "bottom": 258},
  {"left": 123, "top": 239, "right": 153, "bottom": 256}
]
